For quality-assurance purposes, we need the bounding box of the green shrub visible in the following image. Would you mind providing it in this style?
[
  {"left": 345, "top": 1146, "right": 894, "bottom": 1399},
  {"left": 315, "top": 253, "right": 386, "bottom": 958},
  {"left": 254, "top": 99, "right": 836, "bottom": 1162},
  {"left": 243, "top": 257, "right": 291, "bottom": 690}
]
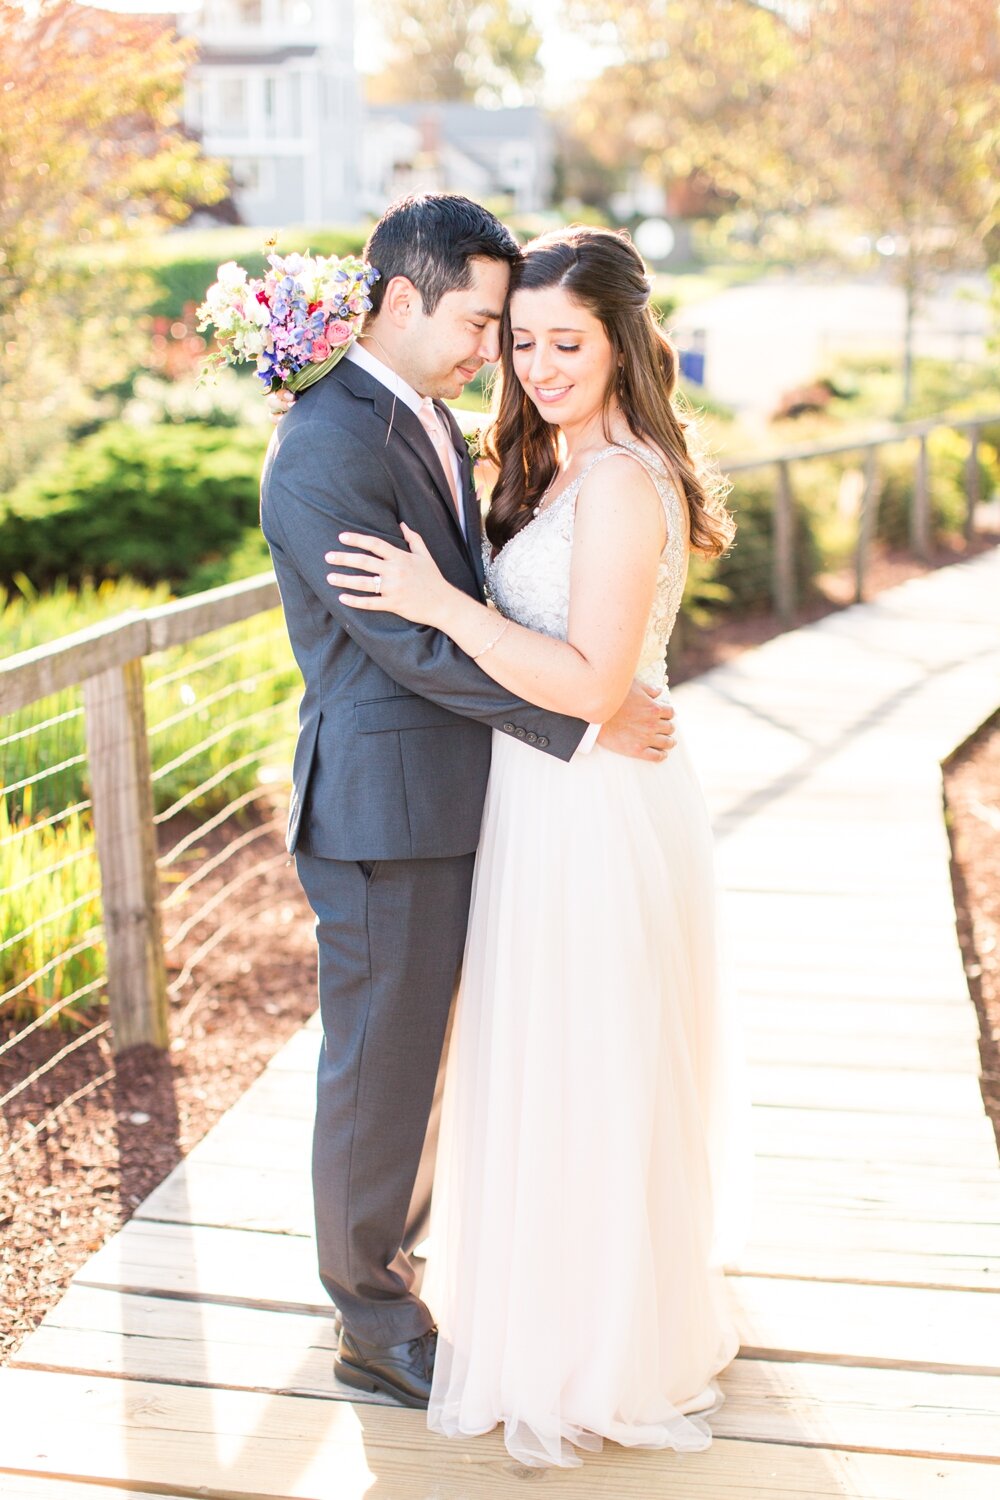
[
  {"left": 0, "top": 422, "right": 269, "bottom": 590},
  {"left": 182, "top": 526, "right": 274, "bottom": 595},
  {"left": 874, "top": 429, "right": 981, "bottom": 546},
  {"left": 708, "top": 472, "right": 824, "bottom": 612}
]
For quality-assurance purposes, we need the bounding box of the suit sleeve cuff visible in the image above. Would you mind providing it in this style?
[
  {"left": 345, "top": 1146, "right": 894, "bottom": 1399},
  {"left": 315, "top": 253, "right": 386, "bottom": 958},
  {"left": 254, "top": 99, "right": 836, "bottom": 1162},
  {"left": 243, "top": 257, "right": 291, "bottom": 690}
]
[{"left": 574, "top": 723, "right": 602, "bottom": 756}]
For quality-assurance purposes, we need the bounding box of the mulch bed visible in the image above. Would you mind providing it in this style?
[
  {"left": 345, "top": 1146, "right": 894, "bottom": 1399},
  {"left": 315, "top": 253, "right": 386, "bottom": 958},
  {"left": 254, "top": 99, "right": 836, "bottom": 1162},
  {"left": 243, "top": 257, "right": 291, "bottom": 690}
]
[
  {"left": 1, "top": 814, "right": 317, "bottom": 1364},
  {"left": 945, "top": 712, "right": 1000, "bottom": 1151},
  {"left": 3, "top": 535, "right": 998, "bottom": 1366}
]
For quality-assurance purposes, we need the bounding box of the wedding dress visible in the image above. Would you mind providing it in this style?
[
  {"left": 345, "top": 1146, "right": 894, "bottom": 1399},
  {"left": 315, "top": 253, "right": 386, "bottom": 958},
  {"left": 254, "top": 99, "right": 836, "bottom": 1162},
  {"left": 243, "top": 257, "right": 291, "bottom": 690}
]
[{"left": 422, "top": 439, "right": 750, "bottom": 1468}]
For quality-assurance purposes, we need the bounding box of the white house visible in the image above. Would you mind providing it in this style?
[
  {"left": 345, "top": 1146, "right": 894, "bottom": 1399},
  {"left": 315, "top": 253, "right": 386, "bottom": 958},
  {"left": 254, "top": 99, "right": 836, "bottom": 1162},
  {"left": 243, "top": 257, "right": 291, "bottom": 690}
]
[
  {"left": 177, "top": 0, "right": 361, "bottom": 225},
  {"left": 360, "top": 104, "right": 555, "bottom": 217}
]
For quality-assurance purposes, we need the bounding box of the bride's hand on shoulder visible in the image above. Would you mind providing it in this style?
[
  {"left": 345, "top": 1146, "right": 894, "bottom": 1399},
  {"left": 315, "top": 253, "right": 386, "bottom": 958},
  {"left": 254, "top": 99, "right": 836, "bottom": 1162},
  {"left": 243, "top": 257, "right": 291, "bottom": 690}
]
[
  {"left": 325, "top": 523, "right": 457, "bottom": 628},
  {"left": 472, "top": 455, "right": 499, "bottom": 506}
]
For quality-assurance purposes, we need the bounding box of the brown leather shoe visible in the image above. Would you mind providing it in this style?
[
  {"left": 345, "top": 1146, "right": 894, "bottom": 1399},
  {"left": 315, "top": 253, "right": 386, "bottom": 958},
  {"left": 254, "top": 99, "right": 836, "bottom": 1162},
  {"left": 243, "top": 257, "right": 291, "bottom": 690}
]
[{"left": 334, "top": 1326, "right": 437, "bottom": 1409}]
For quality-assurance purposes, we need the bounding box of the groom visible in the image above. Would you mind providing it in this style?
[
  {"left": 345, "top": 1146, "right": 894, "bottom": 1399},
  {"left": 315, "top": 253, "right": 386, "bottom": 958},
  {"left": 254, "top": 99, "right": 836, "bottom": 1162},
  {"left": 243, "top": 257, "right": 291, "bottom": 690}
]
[{"left": 260, "top": 193, "right": 677, "bottom": 1407}]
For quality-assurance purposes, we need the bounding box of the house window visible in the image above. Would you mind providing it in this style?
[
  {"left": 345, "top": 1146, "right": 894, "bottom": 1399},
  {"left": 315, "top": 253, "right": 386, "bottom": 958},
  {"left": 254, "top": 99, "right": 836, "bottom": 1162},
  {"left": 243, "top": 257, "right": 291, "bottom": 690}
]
[
  {"left": 322, "top": 74, "right": 340, "bottom": 120},
  {"left": 217, "top": 76, "right": 248, "bottom": 135},
  {"left": 186, "top": 76, "right": 205, "bottom": 131},
  {"left": 286, "top": 71, "right": 302, "bottom": 135},
  {"left": 262, "top": 75, "right": 277, "bottom": 137},
  {"left": 231, "top": 156, "right": 273, "bottom": 198}
]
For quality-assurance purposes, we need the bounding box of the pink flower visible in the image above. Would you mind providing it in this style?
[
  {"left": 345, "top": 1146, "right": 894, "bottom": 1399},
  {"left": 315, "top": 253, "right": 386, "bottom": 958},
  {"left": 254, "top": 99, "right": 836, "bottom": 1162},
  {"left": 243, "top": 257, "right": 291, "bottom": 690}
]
[
  {"left": 310, "top": 338, "right": 331, "bottom": 362},
  {"left": 328, "top": 320, "right": 353, "bottom": 347}
]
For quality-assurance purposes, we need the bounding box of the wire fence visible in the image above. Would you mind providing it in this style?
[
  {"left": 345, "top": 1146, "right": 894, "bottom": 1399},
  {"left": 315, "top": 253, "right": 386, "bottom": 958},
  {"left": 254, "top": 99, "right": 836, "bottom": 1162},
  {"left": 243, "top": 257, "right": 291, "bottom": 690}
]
[{"left": 0, "top": 582, "right": 298, "bottom": 1164}]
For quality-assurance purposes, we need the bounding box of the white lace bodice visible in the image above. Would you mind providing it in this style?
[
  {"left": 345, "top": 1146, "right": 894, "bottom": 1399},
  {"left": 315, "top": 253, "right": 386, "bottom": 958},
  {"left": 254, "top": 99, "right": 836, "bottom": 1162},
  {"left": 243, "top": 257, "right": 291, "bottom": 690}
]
[{"left": 484, "top": 439, "right": 688, "bottom": 692}]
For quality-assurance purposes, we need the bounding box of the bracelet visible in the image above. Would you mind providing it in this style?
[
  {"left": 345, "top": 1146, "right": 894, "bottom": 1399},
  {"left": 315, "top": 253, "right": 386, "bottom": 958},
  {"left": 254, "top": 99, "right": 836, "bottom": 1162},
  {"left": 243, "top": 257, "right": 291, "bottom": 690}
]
[{"left": 471, "top": 616, "right": 510, "bottom": 659}]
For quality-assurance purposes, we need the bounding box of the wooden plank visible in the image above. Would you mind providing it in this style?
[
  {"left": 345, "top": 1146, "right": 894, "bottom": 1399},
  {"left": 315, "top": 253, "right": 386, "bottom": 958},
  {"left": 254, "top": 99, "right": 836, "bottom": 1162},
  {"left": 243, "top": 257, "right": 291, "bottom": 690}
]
[
  {"left": 717, "top": 1358, "right": 1000, "bottom": 1461},
  {"left": 746, "top": 1064, "right": 986, "bottom": 1117},
  {"left": 0, "top": 1482, "right": 195, "bottom": 1500},
  {"left": 750, "top": 1108, "right": 999, "bottom": 1172},
  {"left": 745, "top": 1029, "right": 981, "bottom": 1074},
  {"left": 12, "top": 1285, "right": 387, "bottom": 1405},
  {"left": 5, "top": 1367, "right": 1000, "bottom": 1499},
  {"left": 728, "top": 1277, "right": 1000, "bottom": 1375},
  {"left": 734, "top": 970, "right": 971, "bottom": 1005},
  {"left": 134, "top": 1157, "right": 311, "bottom": 1234},
  {"left": 756, "top": 1156, "right": 1000, "bottom": 1209},
  {"left": 74, "top": 1220, "right": 320, "bottom": 1308},
  {"left": 14, "top": 1289, "right": 1000, "bottom": 1464},
  {"left": 736, "top": 1231, "right": 1000, "bottom": 1290},
  {"left": 755, "top": 1152, "right": 1000, "bottom": 1212},
  {"left": 744, "top": 997, "right": 980, "bottom": 1041}
]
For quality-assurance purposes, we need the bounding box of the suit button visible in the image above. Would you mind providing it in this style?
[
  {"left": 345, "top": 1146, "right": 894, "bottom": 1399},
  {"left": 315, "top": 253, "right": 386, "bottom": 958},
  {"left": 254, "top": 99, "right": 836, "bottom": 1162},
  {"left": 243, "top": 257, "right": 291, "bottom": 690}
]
[
  {"left": 537, "top": 735, "right": 549, "bottom": 748},
  {"left": 526, "top": 731, "right": 537, "bottom": 744},
  {"left": 502, "top": 722, "right": 515, "bottom": 733},
  {"left": 515, "top": 727, "right": 526, "bottom": 739}
]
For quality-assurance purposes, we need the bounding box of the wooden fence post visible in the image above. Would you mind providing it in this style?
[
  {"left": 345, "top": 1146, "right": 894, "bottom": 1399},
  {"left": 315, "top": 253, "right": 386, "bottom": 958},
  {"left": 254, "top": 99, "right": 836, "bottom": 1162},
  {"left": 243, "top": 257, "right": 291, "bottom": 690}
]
[
  {"left": 855, "top": 447, "right": 880, "bottom": 604},
  {"left": 965, "top": 425, "right": 981, "bottom": 544},
  {"left": 83, "top": 654, "right": 168, "bottom": 1052},
  {"left": 911, "top": 433, "right": 931, "bottom": 560},
  {"left": 773, "top": 460, "right": 796, "bottom": 626}
]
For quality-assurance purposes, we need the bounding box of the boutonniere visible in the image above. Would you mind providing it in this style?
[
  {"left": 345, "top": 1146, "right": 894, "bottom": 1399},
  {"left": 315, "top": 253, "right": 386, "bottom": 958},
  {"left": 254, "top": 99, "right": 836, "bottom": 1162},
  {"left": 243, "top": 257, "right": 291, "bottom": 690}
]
[{"left": 464, "top": 425, "right": 486, "bottom": 466}]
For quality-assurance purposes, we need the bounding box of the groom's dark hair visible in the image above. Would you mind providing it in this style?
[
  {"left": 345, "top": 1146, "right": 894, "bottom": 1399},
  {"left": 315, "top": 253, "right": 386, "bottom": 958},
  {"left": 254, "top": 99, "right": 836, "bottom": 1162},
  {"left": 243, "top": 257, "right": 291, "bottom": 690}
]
[{"left": 364, "top": 194, "right": 520, "bottom": 318}]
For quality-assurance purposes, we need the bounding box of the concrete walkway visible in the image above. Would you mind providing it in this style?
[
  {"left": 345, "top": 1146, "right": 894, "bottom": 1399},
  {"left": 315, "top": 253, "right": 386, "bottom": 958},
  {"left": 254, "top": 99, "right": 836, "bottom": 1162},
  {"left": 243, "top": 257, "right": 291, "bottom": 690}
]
[{"left": 2, "top": 548, "right": 999, "bottom": 1499}]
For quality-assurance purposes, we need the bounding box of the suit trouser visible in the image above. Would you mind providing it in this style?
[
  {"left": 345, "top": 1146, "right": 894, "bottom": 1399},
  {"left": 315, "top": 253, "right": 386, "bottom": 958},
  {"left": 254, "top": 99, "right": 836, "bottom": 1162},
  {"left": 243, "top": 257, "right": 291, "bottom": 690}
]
[{"left": 294, "top": 848, "right": 475, "bottom": 1346}]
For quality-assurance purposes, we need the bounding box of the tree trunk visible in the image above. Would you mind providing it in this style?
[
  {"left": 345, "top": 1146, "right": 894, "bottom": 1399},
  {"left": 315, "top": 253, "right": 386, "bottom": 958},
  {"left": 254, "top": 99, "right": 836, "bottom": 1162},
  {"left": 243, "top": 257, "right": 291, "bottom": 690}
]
[{"left": 901, "top": 265, "right": 917, "bottom": 418}]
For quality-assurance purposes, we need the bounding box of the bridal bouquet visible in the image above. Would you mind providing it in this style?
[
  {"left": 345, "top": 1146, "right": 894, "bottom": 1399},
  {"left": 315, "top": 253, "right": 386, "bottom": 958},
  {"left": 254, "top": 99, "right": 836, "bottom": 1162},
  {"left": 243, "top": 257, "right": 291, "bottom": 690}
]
[{"left": 197, "top": 248, "right": 380, "bottom": 395}]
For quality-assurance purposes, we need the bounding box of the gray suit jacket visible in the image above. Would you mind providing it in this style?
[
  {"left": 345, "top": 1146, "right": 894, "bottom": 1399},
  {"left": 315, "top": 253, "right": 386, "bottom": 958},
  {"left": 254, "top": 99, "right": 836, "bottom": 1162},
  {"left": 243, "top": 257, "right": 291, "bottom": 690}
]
[{"left": 260, "top": 358, "right": 588, "bottom": 861}]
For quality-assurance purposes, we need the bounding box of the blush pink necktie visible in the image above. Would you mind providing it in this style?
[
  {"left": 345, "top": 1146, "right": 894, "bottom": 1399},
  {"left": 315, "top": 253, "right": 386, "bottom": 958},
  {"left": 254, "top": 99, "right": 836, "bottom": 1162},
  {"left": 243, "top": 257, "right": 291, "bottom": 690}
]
[{"left": 417, "top": 398, "right": 461, "bottom": 518}]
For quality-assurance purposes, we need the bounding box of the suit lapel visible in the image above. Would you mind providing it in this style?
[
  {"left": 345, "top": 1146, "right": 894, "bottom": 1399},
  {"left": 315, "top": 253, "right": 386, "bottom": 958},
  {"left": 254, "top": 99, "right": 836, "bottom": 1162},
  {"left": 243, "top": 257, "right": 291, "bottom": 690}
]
[{"left": 444, "top": 412, "right": 486, "bottom": 595}]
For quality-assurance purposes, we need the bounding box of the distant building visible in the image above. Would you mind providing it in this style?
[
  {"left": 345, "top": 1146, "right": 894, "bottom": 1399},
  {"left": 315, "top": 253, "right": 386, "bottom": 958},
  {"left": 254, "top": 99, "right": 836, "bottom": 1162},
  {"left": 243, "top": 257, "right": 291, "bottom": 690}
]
[
  {"left": 177, "top": 0, "right": 361, "bottom": 225},
  {"left": 361, "top": 104, "right": 554, "bottom": 216}
]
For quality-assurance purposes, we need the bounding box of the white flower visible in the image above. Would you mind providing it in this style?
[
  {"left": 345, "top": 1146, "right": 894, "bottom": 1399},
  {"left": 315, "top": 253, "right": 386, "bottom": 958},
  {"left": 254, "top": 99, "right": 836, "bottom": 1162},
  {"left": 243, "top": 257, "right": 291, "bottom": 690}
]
[{"left": 216, "top": 260, "right": 248, "bottom": 290}]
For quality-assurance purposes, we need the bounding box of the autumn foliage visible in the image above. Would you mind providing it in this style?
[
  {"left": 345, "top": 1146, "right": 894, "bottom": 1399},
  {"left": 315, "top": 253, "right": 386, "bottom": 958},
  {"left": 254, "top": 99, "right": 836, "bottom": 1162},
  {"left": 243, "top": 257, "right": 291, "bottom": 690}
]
[{"left": 0, "top": 0, "right": 227, "bottom": 485}]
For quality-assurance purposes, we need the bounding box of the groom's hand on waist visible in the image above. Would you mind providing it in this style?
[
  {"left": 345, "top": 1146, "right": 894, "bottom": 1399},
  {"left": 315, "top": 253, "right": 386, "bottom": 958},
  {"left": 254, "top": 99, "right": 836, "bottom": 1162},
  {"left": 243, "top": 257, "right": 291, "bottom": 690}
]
[{"left": 597, "top": 681, "right": 676, "bottom": 762}]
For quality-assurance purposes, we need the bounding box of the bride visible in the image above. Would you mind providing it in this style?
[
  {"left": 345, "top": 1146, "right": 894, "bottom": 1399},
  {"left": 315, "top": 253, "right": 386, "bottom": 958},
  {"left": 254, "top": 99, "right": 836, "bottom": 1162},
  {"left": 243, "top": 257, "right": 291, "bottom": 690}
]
[{"left": 323, "top": 226, "right": 750, "bottom": 1468}]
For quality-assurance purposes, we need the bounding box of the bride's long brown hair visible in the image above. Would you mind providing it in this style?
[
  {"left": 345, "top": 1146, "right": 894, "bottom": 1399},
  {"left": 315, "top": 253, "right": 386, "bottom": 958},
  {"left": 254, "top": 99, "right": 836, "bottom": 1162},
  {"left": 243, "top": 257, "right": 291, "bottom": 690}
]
[{"left": 484, "top": 227, "right": 734, "bottom": 558}]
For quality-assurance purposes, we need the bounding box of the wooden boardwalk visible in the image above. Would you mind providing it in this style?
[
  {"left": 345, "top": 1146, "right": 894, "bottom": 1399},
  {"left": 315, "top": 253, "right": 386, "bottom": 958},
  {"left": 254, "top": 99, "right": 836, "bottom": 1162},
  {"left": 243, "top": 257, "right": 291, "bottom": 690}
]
[{"left": 3, "top": 548, "right": 999, "bottom": 1499}]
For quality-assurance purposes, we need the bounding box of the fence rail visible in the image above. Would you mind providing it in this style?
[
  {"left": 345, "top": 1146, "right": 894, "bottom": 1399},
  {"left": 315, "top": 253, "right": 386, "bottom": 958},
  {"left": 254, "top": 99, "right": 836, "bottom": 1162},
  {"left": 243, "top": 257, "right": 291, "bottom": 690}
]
[
  {"left": 2, "top": 409, "right": 998, "bottom": 1063},
  {"left": 1, "top": 575, "right": 289, "bottom": 1074},
  {"left": 722, "top": 411, "right": 996, "bottom": 624}
]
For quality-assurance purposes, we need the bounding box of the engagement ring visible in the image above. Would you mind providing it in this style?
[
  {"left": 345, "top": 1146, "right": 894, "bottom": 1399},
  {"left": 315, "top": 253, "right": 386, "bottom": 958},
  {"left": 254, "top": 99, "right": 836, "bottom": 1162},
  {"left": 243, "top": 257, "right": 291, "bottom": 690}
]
[{"left": 372, "top": 575, "right": 382, "bottom": 594}]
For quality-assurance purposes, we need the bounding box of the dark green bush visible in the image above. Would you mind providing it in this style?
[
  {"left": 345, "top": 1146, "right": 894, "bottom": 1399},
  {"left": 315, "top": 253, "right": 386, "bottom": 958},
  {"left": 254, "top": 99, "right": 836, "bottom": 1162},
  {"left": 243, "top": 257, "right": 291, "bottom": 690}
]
[
  {"left": 0, "top": 422, "right": 269, "bottom": 590},
  {"left": 710, "top": 473, "right": 824, "bottom": 612},
  {"left": 144, "top": 226, "right": 369, "bottom": 319},
  {"left": 181, "top": 525, "right": 274, "bottom": 595}
]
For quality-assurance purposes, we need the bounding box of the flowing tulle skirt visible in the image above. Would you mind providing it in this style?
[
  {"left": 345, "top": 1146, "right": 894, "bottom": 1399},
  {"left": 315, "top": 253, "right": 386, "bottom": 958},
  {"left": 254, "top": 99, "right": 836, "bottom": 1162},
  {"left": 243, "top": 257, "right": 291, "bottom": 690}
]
[{"left": 422, "top": 717, "right": 751, "bottom": 1468}]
